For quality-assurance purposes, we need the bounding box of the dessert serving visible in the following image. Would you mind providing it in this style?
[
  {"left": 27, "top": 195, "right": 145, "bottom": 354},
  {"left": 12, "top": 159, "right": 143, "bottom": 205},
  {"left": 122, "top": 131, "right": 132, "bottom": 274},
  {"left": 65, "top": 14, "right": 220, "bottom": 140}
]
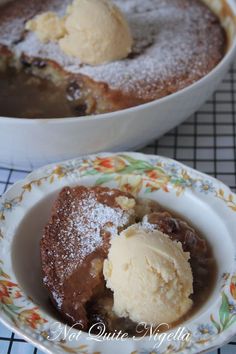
[
  {"left": 1, "top": 153, "right": 236, "bottom": 353},
  {"left": 0, "top": 0, "right": 227, "bottom": 118},
  {"left": 41, "top": 184, "right": 216, "bottom": 334}
]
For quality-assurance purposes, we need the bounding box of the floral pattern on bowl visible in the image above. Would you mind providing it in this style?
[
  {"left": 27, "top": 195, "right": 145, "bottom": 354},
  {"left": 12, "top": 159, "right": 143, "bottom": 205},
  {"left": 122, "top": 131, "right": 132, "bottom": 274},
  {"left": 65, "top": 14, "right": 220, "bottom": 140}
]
[{"left": 0, "top": 152, "right": 236, "bottom": 354}]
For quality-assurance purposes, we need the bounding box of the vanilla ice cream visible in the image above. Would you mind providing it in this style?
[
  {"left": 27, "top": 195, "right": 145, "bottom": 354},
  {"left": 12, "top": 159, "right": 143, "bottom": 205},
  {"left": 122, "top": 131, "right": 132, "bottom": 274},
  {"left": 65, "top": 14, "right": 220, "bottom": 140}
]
[
  {"left": 25, "top": 0, "right": 133, "bottom": 65},
  {"left": 25, "top": 12, "right": 66, "bottom": 43},
  {"left": 103, "top": 225, "right": 193, "bottom": 325}
]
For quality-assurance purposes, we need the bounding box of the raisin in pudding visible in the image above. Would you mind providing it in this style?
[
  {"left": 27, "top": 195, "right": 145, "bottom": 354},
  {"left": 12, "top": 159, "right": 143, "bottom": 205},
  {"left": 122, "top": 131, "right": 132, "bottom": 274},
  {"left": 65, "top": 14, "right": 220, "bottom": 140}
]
[
  {"left": 0, "top": 0, "right": 227, "bottom": 118},
  {"left": 41, "top": 185, "right": 216, "bottom": 334}
]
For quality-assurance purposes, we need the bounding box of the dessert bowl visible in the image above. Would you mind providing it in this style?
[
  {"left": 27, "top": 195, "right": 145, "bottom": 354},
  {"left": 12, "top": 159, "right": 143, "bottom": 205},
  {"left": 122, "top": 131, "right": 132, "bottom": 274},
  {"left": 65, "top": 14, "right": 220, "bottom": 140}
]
[
  {"left": 0, "top": 152, "right": 236, "bottom": 354},
  {"left": 0, "top": 0, "right": 236, "bottom": 170}
]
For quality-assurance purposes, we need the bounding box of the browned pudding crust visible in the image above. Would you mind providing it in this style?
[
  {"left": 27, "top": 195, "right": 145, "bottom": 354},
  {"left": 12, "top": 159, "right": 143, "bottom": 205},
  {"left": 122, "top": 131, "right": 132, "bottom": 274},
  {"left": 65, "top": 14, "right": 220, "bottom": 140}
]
[
  {"left": 41, "top": 186, "right": 136, "bottom": 330},
  {"left": 41, "top": 187, "right": 216, "bottom": 334},
  {"left": 145, "top": 212, "right": 214, "bottom": 295},
  {"left": 0, "top": 0, "right": 227, "bottom": 117}
]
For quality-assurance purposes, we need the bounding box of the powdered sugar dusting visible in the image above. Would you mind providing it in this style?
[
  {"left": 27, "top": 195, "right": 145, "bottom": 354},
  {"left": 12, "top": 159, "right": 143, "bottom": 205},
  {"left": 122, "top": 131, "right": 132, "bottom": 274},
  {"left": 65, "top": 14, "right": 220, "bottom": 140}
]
[
  {"left": 0, "top": 0, "right": 225, "bottom": 97},
  {"left": 141, "top": 215, "right": 156, "bottom": 232},
  {"left": 45, "top": 188, "right": 133, "bottom": 290},
  {"left": 73, "top": 193, "right": 130, "bottom": 259},
  {"left": 0, "top": 0, "right": 70, "bottom": 46},
  {"left": 51, "top": 290, "right": 63, "bottom": 309}
]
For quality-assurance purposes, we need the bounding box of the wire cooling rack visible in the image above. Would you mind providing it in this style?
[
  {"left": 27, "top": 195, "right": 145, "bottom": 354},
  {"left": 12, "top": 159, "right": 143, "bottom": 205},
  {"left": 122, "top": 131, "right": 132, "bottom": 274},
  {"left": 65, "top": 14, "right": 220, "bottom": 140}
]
[{"left": 1, "top": 63, "right": 236, "bottom": 353}]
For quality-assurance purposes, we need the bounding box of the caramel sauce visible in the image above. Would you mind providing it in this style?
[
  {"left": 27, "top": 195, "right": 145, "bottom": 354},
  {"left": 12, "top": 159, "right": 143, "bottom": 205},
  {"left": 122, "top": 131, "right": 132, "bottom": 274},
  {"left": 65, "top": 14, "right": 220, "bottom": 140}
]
[{"left": 0, "top": 67, "right": 86, "bottom": 118}]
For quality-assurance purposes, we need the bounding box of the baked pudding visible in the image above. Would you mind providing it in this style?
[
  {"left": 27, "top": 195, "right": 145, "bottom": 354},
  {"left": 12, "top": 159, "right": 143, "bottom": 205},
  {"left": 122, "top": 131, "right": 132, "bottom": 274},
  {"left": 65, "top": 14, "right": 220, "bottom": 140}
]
[
  {"left": 41, "top": 185, "right": 216, "bottom": 335},
  {"left": 0, "top": 0, "right": 227, "bottom": 118}
]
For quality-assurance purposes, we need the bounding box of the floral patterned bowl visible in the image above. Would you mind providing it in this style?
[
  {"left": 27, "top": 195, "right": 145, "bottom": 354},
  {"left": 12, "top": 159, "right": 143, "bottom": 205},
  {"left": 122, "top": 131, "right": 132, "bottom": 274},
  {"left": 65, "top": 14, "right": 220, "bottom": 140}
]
[{"left": 0, "top": 152, "right": 236, "bottom": 354}]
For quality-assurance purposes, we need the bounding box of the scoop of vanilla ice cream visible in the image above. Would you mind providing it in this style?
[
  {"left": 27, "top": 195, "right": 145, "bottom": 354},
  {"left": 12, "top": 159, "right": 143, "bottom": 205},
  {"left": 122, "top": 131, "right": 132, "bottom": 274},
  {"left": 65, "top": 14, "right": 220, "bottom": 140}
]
[
  {"left": 25, "top": 0, "right": 133, "bottom": 65},
  {"left": 59, "top": 0, "right": 133, "bottom": 65},
  {"left": 103, "top": 225, "right": 193, "bottom": 325},
  {"left": 25, "top": 12, "right": 66, "bottom": 42}
]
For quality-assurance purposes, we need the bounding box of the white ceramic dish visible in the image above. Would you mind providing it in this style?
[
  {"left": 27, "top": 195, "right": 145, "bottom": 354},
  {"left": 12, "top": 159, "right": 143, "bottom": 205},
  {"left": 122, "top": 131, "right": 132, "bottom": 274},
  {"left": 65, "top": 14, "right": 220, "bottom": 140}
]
[
  {"left": 0, "top": 152, "right": 236, "bottom": 354},
  {"left": 0, "top": 0, "right": 236, "bottom": 170}
]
